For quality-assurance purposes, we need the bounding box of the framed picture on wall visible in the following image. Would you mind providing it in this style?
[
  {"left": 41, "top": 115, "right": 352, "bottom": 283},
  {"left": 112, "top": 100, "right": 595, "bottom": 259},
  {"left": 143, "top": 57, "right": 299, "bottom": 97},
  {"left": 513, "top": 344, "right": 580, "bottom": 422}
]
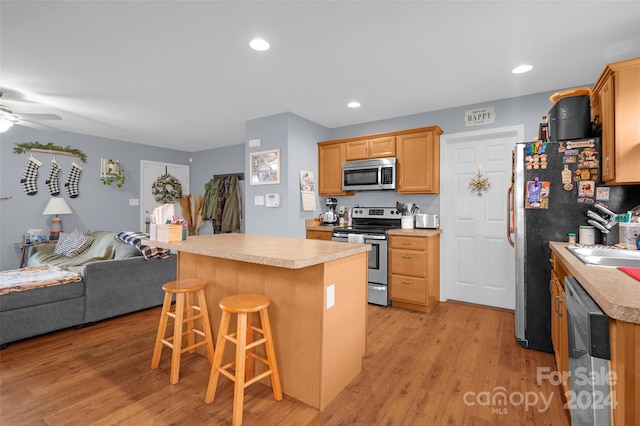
[{"left": 250, "top": 149, "right": 280, "bottom": 185}]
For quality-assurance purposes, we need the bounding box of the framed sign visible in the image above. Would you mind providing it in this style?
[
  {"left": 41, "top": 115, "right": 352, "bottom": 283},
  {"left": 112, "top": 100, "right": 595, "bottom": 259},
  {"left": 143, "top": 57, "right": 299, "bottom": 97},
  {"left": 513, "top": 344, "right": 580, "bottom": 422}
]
[{"left": 250, "top": 149, "right": 280, "bottom": 185}]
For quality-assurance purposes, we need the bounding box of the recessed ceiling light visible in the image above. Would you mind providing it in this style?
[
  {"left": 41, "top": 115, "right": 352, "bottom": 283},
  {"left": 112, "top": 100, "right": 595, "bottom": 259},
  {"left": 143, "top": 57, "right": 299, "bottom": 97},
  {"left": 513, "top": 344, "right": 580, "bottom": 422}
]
[
  {"left": 347, "top": 101, "right": 361, "bottom": 108},
  {"left": 512, "top": 64, "right": 533, "bottom": 74},
  {"left": 249, "top": 38, "right": 270, "bottom": 51}
]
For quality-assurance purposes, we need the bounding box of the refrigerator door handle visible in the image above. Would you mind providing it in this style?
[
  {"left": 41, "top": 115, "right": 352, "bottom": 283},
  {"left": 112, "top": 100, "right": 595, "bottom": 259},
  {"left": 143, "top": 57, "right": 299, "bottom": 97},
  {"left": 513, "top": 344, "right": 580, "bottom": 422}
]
[{"left": 507, "top": 184, "right": 515, "bottom": 248}]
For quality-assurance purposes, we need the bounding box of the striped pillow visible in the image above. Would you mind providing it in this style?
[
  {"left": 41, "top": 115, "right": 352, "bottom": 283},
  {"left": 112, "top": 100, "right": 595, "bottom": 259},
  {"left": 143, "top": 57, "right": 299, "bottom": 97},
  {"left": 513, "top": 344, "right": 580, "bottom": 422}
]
[{"left": 54, "top": 229, "right": 95, "bottom": 257}]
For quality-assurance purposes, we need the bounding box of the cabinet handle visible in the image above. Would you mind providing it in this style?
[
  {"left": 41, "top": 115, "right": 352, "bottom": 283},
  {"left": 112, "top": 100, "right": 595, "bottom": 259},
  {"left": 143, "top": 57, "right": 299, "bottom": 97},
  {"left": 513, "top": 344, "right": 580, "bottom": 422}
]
[
  {"left": 549, "top": 279, "right": 554, "bottom": 295},
  {"left": 402, "top": 242, "right": 412, "bottom": 245},
  {"left": 401, "top": 280, "right": 413, "bottom": 284},
  {"left": 402, "top": 255, "right": 413, "bottom": 259},
  {"left": 557, "top": 298, "right": 563, "bottom": 317}
]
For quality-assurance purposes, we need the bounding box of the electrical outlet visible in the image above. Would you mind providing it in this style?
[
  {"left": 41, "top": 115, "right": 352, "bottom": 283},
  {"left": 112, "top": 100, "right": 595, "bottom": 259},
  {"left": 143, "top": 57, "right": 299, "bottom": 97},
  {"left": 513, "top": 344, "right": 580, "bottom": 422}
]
[{"left": 326, "top": 285, "right": 335, "bottom": 309}]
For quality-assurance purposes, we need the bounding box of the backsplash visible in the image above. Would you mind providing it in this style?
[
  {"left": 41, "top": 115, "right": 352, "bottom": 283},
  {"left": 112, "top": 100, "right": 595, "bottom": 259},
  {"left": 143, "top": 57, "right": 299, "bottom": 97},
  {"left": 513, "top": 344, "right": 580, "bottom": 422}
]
[{"left": 333, "top": 192, "right": 440, "bottom": 214}]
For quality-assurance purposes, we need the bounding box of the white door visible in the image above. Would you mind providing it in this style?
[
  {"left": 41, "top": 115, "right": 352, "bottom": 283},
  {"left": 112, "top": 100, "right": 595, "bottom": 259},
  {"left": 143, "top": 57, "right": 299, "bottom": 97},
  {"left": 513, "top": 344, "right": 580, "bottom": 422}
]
[
  {"left": 441, "top": 126, "right": 523, "bottom": 310},
  {"left": 140, "top": 160, "right": 190, "bottom": 231}
]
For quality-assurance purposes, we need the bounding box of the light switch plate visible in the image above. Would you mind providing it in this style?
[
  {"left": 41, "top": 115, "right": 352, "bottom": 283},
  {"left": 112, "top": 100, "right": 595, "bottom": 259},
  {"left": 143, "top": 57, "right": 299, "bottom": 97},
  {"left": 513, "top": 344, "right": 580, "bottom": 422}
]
[
  {"left": 254, "top": 195, "right": 264, "bottom": 206},
  {"left": 129, "top": 198, "right": 139, "bottom": 206}
]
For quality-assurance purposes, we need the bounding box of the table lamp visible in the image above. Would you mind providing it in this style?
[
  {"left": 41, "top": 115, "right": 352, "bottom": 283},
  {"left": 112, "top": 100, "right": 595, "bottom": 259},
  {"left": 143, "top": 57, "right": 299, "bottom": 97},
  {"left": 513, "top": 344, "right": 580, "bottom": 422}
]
[{"left": 42, "top": 197, "right": 73, "bottom": 241}]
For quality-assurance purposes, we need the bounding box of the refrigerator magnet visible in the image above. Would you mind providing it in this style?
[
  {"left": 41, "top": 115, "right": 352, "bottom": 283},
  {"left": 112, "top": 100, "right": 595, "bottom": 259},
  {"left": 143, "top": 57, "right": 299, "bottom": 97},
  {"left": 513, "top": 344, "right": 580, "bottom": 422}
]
[
  {"left": 578, "top": 180, "right": 595, "bottom": 198},
  {"left": 525, "top": 179, "right": 550, "bottom": 209}
]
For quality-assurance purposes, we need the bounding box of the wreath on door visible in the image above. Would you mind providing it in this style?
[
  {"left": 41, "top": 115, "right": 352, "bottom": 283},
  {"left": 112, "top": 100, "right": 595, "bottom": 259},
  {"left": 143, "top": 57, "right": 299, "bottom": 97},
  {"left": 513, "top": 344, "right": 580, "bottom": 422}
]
[{"left": 152, "top": 172, "right": 183, "bottom": 204}]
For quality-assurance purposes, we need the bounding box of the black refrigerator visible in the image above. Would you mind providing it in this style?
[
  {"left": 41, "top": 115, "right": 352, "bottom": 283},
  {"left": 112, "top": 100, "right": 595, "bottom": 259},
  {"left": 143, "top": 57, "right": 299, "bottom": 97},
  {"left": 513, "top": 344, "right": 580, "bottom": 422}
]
[{"left": 511, "top": 137, "right": 640, "bottom": 352}]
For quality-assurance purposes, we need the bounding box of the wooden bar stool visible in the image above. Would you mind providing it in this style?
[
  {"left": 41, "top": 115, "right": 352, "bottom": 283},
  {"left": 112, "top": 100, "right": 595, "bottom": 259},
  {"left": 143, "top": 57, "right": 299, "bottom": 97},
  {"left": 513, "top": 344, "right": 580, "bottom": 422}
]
[
  {"left": 151, "top": 279, "right": 215, "bottom": 384},
  {"left": 205, "top": 293, "right": 282, "bottom": 425}
]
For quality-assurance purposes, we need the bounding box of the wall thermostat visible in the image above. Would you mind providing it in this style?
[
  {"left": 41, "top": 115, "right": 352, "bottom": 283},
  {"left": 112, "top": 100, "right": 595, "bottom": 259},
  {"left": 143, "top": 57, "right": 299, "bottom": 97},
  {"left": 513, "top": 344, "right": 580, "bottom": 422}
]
[{"left": 265, "top": 193, "right": 280, "bottom": 208}]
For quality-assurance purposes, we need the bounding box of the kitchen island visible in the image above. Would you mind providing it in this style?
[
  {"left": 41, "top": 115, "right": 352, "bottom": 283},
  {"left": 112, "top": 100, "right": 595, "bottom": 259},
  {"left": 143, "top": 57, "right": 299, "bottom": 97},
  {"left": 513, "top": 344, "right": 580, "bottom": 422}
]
[{"left": 147, "top": 233, "right": 371, "bottom": 410}]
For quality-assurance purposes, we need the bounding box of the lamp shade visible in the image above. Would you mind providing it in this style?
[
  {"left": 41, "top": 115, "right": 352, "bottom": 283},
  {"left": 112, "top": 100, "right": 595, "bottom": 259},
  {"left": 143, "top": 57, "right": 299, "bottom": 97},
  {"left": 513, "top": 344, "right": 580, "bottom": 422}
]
[{"left": 42, "top": 197, "right": 74, "bottom": 216}]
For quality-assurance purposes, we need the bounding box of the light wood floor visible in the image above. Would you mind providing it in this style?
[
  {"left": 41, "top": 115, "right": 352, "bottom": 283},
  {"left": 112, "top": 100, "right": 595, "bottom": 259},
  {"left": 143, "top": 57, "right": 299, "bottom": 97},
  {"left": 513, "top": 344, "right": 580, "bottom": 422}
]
[{"left": 0, "top": 301, "right": 570, "bottom": 425}]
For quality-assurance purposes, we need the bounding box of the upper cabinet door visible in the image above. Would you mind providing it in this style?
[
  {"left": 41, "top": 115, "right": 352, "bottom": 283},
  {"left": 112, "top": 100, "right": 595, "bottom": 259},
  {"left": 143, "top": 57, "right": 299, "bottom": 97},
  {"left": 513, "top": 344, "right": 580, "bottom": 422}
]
[
  {"left": 344, "top": 136, "right": 396, "bottom": 161},
  {"left": 592, "top": 57, "right": 640, "bottom": 185},
  {"left": 369, "top": 136, "right": 396, "bottom": 158},
  {"left": 318, "top": 142, "right": 353, "bottom": 196},
  {"left": 344, "top": 139, "right": 369, "bottom": 161},
  {"left": 396, "top": 129, "right": 441, "bottom": 194}
]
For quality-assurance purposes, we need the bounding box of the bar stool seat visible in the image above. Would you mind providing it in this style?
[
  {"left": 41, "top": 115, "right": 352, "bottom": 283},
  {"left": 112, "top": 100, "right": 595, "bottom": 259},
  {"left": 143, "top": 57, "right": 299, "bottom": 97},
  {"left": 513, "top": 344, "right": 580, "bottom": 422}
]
[
  {"left": 151, "top": 278, "right": 215, "bottom": 384},
  {"left": 205, "top": 293, "right": 282, "bottom": 425}
]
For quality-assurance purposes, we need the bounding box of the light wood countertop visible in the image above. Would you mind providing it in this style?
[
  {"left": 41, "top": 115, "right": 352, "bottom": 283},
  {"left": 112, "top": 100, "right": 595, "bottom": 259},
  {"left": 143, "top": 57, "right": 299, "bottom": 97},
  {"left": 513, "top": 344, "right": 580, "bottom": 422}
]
[
  {"left": 388, "top": 228, "right": 442, "bottom": 237},
  {"left": 146, "top": 233, "right": 370, "bottom": 269},
  {"left": 550, "top": 241, "right": 640, "bottom": 323}
]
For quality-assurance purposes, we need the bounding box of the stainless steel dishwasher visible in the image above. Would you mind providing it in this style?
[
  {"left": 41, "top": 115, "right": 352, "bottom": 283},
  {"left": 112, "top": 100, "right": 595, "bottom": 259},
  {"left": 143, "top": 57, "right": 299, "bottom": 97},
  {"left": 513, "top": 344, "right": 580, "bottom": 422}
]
[{"left": 565, "top": 276, "right": 612, "bottom": 426}]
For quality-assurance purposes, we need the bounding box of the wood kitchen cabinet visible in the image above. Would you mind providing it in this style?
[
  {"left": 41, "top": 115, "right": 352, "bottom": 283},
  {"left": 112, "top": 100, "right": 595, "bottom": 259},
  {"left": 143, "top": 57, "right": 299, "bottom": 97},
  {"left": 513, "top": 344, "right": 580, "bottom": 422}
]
[
  {"left": 550, "top": 252, "right": 570, "bottom": 397},
  {"left": 396, "top": 127, "right": 443, "bottom": 194},
  {"left": 317, "top": 125, "right": 443, "bottom": 196},
  {"left": 306, "top": 230, "right": 332, "bottom": 241},
  {"left": 344, "top": 136, "right": 396, "bottom": 161},
  {"left": 389, "top": 234, "right": 439, "bottom": 312},
  {"left": 318, "top": 142, "right": 353, "bottom": 196},
  {"left": 551, "top": 244, "right": 640, "bottom": 425},
  {"left": 591, "top": 57, "right": 640, "bottom": 184}
]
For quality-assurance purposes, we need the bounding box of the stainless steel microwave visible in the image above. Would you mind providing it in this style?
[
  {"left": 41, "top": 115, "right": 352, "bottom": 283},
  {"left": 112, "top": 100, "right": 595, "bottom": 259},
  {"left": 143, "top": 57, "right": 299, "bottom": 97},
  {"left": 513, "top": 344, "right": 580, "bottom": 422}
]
[{"left": 342, "top": 157, "right": 396, "bottom": 191}]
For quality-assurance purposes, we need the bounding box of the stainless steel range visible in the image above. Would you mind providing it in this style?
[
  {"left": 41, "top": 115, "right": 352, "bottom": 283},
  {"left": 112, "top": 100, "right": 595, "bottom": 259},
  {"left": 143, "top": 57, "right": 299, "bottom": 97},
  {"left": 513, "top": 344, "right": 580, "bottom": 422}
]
[{"left": 332, "top": 207, "right": 402, "bottom": 306}]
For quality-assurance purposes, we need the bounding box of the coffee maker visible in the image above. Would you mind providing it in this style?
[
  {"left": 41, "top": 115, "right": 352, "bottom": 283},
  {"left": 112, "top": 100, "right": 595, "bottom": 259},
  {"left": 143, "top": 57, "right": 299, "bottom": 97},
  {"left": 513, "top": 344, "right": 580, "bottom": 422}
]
[{"left": 320, "top": 197, "right": 338, "bottom": 225}]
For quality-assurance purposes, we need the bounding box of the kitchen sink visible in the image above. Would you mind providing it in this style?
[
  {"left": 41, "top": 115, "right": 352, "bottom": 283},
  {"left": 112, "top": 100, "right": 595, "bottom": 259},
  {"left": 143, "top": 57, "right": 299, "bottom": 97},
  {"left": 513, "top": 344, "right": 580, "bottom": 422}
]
[{"left": 566, "top": 246, "right": 640, "bottom": 268}]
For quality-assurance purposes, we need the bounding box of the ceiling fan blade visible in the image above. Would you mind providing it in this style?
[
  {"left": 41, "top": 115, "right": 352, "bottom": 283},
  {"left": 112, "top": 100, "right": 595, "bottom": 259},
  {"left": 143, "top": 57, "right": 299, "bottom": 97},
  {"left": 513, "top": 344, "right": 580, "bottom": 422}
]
[
  {"left": 17, "top": 119, "right": 59, "bottom": 131},
  {"left": 0, "top": 88, "right": 39, "bottom": 104},
  {"left": 17, "top": 113, "right": 62, "bottom": 121}
]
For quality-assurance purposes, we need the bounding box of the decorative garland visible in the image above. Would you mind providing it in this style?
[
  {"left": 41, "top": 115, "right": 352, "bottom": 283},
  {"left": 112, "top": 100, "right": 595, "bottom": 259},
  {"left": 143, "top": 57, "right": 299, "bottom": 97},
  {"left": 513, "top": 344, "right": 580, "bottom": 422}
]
[
  {"left": 469, "top": 164, "right": 491, "bottom": 197},
  {"left": 13, "top": 141, "right": 87, "bottom": 163},
  {"left": 152, "top": 173, "right": 183, "bottom": 203}
]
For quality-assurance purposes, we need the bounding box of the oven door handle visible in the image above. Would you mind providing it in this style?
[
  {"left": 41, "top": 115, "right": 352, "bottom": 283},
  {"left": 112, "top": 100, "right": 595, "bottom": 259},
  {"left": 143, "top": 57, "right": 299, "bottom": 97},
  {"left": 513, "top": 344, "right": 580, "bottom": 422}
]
[
  {"left": 369, "top": 285, "right": 387, "bottom": 291},
  {"left": 363, "top": 234, "right": 386, "bottom": 241},
  {"left": 333, "top": 233, "right": 386, "bottom": 240}
]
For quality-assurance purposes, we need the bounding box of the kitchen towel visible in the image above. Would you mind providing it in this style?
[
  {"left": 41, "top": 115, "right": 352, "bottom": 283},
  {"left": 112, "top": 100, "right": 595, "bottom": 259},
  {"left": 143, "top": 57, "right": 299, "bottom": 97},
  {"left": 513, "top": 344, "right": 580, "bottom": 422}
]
[
  {"left": 618, "top": 267, "right": 640, "bottom": 282},
  {"left": 348, "top": 234, "right": 364, "bottom": 244}
]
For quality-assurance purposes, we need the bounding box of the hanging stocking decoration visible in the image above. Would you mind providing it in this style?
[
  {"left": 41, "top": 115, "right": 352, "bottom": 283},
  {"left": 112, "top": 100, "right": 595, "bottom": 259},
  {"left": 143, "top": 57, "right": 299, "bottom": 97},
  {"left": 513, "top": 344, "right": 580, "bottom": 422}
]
[
  {"left": 20, "top": 155, "right": 43, "bottom": 196},
  {"left": 46, "top": 158, "right": 62, "bottom": 196},
  {"left": 65, "top": 161, "right": 83, "bottom": 198}
]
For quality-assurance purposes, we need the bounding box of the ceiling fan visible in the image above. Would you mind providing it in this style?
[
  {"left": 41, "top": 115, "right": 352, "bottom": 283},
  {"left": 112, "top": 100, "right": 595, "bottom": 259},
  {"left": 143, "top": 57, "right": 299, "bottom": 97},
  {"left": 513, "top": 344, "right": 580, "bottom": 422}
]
[{"left": 0, "top": 90, "right": 62, "bottom": 132}]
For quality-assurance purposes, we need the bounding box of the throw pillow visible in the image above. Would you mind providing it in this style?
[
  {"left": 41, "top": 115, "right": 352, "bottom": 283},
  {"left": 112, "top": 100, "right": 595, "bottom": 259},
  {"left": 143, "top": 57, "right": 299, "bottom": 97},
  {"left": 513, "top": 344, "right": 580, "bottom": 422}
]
[
  {"left": 114, "top": 240, "right": 142, "bottom": 259},
  {"left": 54, "top": 229, "right": 95, "bottom": 257}
]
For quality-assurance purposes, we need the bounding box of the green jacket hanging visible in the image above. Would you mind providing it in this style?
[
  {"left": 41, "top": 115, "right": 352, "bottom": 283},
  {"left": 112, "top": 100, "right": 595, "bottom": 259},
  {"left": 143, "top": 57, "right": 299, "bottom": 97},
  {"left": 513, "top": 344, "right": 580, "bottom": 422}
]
[{"left": 201, "top": 176, "right": 222, "bottom": 220}]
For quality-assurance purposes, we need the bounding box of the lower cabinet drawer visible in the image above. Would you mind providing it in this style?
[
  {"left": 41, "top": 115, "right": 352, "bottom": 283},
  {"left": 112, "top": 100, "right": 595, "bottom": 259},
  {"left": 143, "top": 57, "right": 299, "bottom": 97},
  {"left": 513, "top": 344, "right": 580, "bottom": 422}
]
[
  {"left": 390, "top": 274, "right": 427, "bottom": 304},
  {"left": 389, "top": 249, "right": 426, "bottom": 277},
  {"left": 306, "top": 230, "right": 332, "bottom": 241}
]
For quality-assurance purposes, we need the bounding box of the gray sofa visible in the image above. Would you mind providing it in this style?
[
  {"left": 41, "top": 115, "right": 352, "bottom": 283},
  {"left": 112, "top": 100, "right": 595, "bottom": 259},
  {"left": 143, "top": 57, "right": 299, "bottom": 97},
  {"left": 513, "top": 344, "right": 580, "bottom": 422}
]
[{"left": 0, "top": 231, "right": 176, "bottom": 346}]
